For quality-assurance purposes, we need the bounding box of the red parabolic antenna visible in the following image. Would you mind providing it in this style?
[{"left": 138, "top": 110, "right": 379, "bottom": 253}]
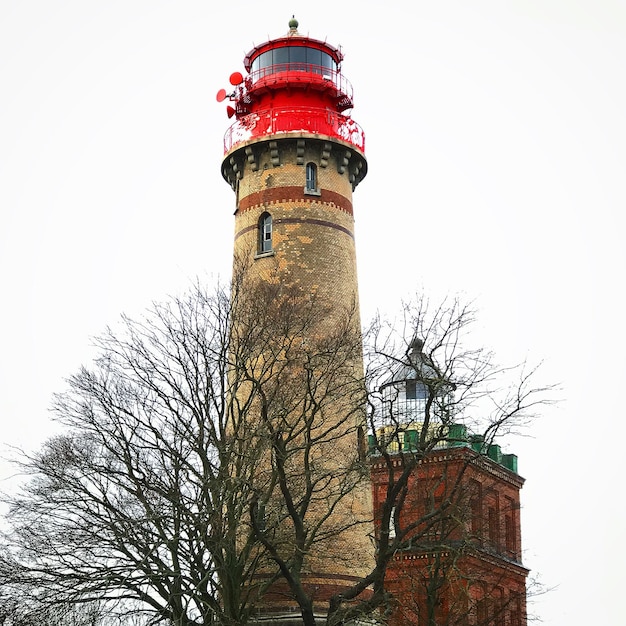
[
  {"left": 216, "top": 88, "right": 228, "bottom": 103},
  {"left": 226, "top": 105, "right": 236, "bottom": 119},
  {"left": 229, "top": 71, "right": 244, "bottom": 86}
]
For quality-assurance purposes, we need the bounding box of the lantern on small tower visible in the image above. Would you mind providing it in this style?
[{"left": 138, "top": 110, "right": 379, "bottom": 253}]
[{"left": 378, "top": 338, "right": 457, "bottom": 452}]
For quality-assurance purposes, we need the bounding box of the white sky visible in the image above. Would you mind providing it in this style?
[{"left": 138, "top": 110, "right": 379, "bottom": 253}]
[{"left": 1, "top": 1, "right": 624, "bottom": 623}]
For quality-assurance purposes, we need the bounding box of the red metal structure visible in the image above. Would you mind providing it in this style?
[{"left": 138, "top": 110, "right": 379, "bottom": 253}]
[{"left": 218, "top": 17, "right": 365, "bottom": 155}]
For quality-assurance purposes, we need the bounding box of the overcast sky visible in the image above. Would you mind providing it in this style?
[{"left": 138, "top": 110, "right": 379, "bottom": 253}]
[{"left": 1, "top": 1, "right": 624, "bottom": 624}]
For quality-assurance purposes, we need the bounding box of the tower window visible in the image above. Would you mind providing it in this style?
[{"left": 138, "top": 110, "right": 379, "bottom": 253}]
[
  {"left": 469, "top": 480, "right": 482, "bottom": 537},
  {"left": 488, "top": 506, "right": 499, "bottom": 547},
  {"left": 305, "top": 162, "right": 319, "bottom": 194},
  {"left": 258, "top": 212, "right": 273, "bottom": 254},
  {"left": 505, "top": 514, "right": 514, "bottom": 553},
  {"left": 505, "top": 496, "right": 517, "bottom": 556}
]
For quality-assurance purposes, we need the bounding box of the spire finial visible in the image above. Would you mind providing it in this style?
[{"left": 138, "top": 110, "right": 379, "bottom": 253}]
[{"left": 288, "top": 16, "right": 299, "bottom": 32}]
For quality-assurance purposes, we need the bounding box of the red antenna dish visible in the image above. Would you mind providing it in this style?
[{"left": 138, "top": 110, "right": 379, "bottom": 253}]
[
  {"left": 226, "top": 105, "right": 236, "bottom": 119},
  {"left": 229, "top": 71, "right": 244, "bottom": 86},
  {"left": 216, "top": 88, "right": 228, "bottom": 103}
]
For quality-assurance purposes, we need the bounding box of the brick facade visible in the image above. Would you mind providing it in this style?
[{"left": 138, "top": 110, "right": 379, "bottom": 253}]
[
  {"left": 371, "top": 447, "right": 528, "bottom": 626},
  {"left": 222, "top": 132, "right": 375, "bottom": 620},
  {"left": 225, "top": 135, "right": 365, "bottom": 316}
]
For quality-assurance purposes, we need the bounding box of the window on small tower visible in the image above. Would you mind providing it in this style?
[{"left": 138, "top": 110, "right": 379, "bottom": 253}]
[
  {"left": 488, "top": 505, "right": 499, "bottom": 547},
  {"left": 259, "top": 212, "right": 273, "bottom": 254}
]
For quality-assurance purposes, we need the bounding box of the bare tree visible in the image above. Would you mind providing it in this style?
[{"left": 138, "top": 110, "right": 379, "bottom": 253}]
[
  {"left": 1, "top": 275, "right": 373, "bottom": 626},
  {"left": 0, "top": 591, "right": 141, "bottom": 626},
  {"left": 1, "top": 286, "right": 550, "bottom": 626},
  {"left": 2, "top": 279, "right": 268, "bottom": 626}
]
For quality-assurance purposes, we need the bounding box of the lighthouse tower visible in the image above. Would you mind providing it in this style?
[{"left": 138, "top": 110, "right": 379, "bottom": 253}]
[
  {"left": 219, "top": 17, "right": 366, "bottom": 304},
  {"left": 218, "top": 18, "right": 374, "bottom": 625}
]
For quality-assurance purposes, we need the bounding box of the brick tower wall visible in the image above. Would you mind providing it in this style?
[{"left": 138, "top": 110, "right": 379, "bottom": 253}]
[
  {"left": 226, "top": 134, "right": 365, "bottom": 324},
  {"left": 222, "top": 133, "right": 375, "bottom": 619}
]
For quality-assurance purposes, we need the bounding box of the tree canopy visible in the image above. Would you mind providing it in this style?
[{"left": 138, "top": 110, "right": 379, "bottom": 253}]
[{"left": 1, "top": 280, "right": 551, "bottom": 626}]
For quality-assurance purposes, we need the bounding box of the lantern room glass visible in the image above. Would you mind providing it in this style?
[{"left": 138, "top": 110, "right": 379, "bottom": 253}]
[{"left": 250, "top": 46, "right": 337, "bottom": 78}]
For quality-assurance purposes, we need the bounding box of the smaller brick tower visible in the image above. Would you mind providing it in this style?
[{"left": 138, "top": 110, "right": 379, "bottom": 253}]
[
  {"left": 217, "top": 18, "right": 374, "bottom": 625},
  {"left": 371, "top": 446, "right": 528, "bottom": 625},
  {"left": 370, "top": 340, "right": 528, "bottom": 626}
]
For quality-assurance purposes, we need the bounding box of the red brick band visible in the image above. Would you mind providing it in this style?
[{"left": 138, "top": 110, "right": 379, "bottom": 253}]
[{"left": 237, "top": 186, "right": 353, "bottom": 215}]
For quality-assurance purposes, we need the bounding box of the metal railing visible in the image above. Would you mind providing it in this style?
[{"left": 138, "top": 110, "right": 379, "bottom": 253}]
[{"left": 247, "top": 64, "right": 354, "bottom": 103}]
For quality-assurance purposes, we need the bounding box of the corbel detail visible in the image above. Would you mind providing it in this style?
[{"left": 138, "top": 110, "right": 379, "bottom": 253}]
[
  {"left": 320, "top": 142, "right": 332, "bottom": 168},
  {"left": 245, "top": 146, "right": 259, "bottom": 172},
  {"left": 269, "top": 141, "right": 280, "bottom": 166},
  {"left": 229, "top": 155, "right": 244, "bottom": 182},
  {"left": 296, "top": 139, "right": 306, "bottom": 165},
  {"left": 349, "top": 159, "right": 364, "bottom": 189},
  {"left": 337, "top": 149, "right": 352, "bottom": 175}
]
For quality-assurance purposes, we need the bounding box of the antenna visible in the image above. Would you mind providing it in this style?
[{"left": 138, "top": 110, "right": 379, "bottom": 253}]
[{"left": 229, "top": 71, "right": 244, "bottom": 86}]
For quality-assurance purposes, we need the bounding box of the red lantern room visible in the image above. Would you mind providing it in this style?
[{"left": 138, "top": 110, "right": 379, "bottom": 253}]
[{"left": 218, "top": 17, "right": 365, "bottom": 156}]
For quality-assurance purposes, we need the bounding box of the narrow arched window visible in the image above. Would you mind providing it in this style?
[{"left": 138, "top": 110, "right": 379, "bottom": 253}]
[
  {"left": 305, "top": 162, "right": 317, "bottom": 192},
  {"left": 259, "top": 212, "right": 272, "bottom": 253}
]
